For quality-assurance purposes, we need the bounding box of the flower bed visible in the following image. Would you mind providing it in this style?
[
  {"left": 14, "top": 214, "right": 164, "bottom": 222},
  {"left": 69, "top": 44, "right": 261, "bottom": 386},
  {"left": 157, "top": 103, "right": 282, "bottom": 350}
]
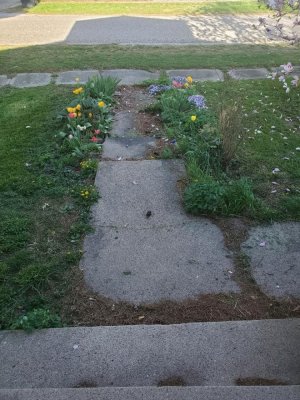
[{"left": 148, "top": 71, "right": 300, "bottom": 219}]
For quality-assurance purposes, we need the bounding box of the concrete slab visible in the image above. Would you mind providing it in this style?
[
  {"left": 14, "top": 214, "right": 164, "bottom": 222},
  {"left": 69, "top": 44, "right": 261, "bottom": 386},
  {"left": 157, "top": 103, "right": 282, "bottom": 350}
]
[
  {"left": 56, "top": 70, "right": 99, "bottom": 85},
  {"left": 0, "top": 320, "right": 299, "bottom": 388},
  {"left": 101, "top": 69, "right": 159, "bottom": 85},
  {"left": 242, "top": 222, "right": 300, "bottom": 298},
  {"left": 91, "top": 160, "right": 189, "bottom": 227},
  {"left": 11, "top": 73, "right": 51, "bottom": 88},
  {"left": 102, "top": 137, "right": 156, "bottom": 160},
  {"left": 82, "top": 223, "right": 237, "bottom": 303},
  {"left": 1, "top": 386, "right": 300, "bottom": 400},
  {"left": 111, "top": 111, "right": 137, "bottom": 137},
  {"left": 228, "top": 68, "right": 269, "bottom": 80},
  {"left": 167, "top": 69, "right": 224, "bottom": 82},
  {"left": 0, "top": 75, "right": 10, "bottom": 86}
]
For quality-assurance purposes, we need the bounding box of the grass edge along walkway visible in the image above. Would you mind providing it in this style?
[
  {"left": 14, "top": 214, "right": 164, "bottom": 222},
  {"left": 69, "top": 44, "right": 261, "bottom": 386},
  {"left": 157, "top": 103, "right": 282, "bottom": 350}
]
[
  {"left": 28, "top": 1, "right": 268, "bottom": 16},
  {"left": 0, "top": 44, "right": 300, "bottom": 75}
]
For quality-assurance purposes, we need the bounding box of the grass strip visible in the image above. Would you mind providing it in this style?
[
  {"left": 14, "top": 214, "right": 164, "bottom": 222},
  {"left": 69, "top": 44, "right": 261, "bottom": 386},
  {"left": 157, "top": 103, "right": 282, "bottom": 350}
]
[
  {"left": 0, "top": 78, "right": 117, "bottom": 330},
  {"left": 1, "top": 44, "right": 300, "bottom": 74},
  {"left": 30, "top": 1, "right": 267, "bottom": 16}
]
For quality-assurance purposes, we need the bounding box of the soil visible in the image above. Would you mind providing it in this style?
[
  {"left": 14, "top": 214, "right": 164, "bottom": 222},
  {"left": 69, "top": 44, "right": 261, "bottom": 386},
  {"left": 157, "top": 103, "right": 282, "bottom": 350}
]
[
  {"left": 158, "top": 376, "right": 186, "bottom": 387},
  {"left": 114, "top": 86, "right": 163, "bottom": 137},
  {"left": 61, "top": 86, "right": 300, "bottom": 327}
]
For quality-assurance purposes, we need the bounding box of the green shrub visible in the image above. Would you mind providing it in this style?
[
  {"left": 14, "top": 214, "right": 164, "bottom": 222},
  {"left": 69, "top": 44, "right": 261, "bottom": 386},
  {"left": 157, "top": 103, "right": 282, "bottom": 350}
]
[
  {"left": 184, "top": 178, "right": 258, "bottom": 216},
  {"left": 84, "top": 75, "right": 120, "bottom": 101},
  {"left": 184, "top": 181, "right": 225, "bottom": 215}
]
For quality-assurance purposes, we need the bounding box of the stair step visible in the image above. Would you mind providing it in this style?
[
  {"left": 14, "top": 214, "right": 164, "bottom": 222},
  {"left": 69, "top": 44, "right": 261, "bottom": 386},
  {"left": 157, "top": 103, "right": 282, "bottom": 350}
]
[
  {"left": 0, "top": 386, "right": 299, "bottom": 400},
  {"left": 0, "top": 320, "right": 299, "bottom": 389}
]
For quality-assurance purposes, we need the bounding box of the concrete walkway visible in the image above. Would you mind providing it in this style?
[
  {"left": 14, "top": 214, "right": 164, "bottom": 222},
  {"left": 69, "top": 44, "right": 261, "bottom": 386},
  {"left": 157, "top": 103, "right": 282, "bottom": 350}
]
[
  {"left": 82, "top": 86, "right": 238, "bottom": 303},
  {"left": 0, "top": 68, "right": 278, "bottom": 88},
  {"left": 0, "top": 13, "right": 288, "bottom": 45}
]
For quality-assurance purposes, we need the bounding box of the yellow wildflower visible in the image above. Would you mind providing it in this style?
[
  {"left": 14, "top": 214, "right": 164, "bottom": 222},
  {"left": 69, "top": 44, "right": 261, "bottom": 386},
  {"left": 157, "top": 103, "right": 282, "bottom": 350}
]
[
  {"left": 75, "top": 104, "right": 81, "bottom": 111},
  {"left": 186, "top": 76, "right": 193, "bottom": 84},
  {"left": 184, "top": 83, "right": 189, "bottom": 88},
  {"left": 73, "top": 87, "right": 83, "bottom": 95},
  {"left": 66, "top": 107, "right": 75, "bottom": 113},
  {"left": 77, "top": 112, "right": 82, "bottom": 117},
  {"left": 98, "top": 101, "right": 105, "bottom": 108},
  {"left": 191, "top": 115, "right": 197, "bottom": 122}
]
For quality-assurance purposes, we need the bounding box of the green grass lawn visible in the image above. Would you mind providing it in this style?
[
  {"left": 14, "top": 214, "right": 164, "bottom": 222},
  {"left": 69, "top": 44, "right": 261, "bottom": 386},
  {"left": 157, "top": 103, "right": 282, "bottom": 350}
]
[
  {"left": 0, "top": 85, "right": 97, "bottom": 330},
  {"left": 195, "top": 79, "right": 300, "bottom": 218},
  {"left": 1, "top": 44, "right": 300, "bottom": 74},
  {"left": 29, "top": 1, "right": 267, "bottom": 15}
]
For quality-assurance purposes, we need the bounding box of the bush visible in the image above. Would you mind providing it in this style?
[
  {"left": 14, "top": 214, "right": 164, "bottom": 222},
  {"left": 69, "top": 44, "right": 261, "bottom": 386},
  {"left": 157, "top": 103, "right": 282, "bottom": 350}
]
[
  {"left": 184, "top": 178, "right": 258, "bottom": 216},
  {"left": 84, "top": 75, "right": 120, "bottom": 101},
  {"left": 184, "top": 181, "right": 225, "bottom": 215}
]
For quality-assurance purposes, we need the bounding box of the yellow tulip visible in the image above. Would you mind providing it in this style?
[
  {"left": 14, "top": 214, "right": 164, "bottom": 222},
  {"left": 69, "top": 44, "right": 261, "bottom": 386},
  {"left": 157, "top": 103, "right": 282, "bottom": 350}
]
[
  {"left": 73, "top": 87, "right": 83, "bottom": 95},
  {"left": 76, "top": 104, "right": 81, "bottom": 111},
  {"left": 66, "top": 107, "right": 75, "bottom": 113},
  {"left": 191, "top": 115, "right": 197, "bottom": 122},
  {"left": 186, "top": 76, "right": 193, "bottom": 84}
]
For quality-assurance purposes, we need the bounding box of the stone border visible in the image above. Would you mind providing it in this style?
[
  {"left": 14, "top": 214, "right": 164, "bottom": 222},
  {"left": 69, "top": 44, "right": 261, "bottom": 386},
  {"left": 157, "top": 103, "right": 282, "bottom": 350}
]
[{"left": 1, "top": 67, "right": 299, "bottom": 88}]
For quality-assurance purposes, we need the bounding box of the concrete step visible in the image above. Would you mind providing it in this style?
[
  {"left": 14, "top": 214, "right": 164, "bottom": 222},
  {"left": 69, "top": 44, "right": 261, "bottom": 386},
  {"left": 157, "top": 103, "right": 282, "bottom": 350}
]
[
  {"left": 0, "top": 320, "right": 299, "bottom": 389},
  {"left": 0, "top": 386, "right": 299, "bottom": 400}
]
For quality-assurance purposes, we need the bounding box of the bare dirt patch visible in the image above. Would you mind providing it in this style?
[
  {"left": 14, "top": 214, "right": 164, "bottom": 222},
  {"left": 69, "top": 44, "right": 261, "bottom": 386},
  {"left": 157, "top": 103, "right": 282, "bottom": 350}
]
[
  {"left": 114, "top": 86, "right": 163, "bottom": 136},
  {"left": 61, "top": 267, "right": 300, "bottom": 327}
]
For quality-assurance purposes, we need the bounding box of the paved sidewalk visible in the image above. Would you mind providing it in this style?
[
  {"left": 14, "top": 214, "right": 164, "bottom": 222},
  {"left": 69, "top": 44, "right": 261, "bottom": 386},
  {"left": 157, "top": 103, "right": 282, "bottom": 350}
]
[
  {"left": 0, "top": 68, "right": 277, "bottom": 88},
  {"left": 0, "top": 13, "right": 286, "bottom": 45},
  {"left": 0, "top": 0, "right": 19, "bottom": 12}
]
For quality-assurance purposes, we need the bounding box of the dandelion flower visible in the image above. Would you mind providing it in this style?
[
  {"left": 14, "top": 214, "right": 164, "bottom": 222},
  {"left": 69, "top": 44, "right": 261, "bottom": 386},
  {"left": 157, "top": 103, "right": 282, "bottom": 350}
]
[{"left": 98, "top": 101, "right": 105, "bottom": 108}]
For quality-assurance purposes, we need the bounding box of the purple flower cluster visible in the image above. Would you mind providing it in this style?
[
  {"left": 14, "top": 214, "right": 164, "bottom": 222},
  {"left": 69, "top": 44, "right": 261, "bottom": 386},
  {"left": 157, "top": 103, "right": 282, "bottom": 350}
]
[
  {"left": 148, "top": 84, "right": 171, "bottom": 95},
  {"left": 188, "top": 95, "right": 207, "bottom": 109}
]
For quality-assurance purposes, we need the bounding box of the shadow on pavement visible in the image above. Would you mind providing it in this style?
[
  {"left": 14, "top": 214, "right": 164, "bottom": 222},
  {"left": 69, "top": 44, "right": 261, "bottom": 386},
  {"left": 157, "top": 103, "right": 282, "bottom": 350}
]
[{"left": 65, "top": 16, "right": 198, "bottom": 45}]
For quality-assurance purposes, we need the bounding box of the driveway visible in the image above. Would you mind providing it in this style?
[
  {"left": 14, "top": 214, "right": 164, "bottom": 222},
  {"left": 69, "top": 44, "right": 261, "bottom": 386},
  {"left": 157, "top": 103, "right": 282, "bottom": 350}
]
[{"left": 0, "top": 0, "right": 21, "bottom": 11}]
